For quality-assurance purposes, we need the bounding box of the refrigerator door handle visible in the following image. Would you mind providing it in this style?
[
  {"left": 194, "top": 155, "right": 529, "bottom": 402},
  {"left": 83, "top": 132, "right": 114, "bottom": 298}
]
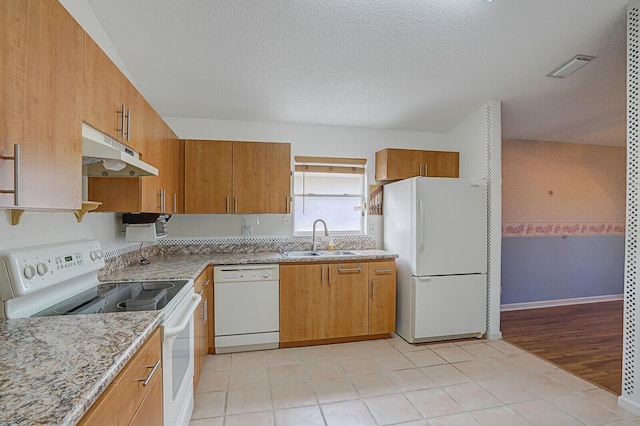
[
  {"left": 469, "top": 177, "right": 487, "bottom": 187},
  {"left": 418, "top": 198, "right": 425, "bottom": 251},
  {"left": 417, "top": 277, "right": 431, "bottom": 282}
]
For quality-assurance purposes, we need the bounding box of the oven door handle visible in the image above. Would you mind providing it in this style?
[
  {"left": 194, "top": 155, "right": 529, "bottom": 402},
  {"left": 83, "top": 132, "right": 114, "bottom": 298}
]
[{"left": 164, "top": 293, "right": 202, "bottom": 338}]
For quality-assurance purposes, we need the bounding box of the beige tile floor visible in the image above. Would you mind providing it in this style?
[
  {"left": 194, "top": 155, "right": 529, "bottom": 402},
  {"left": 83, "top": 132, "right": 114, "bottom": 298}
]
[{"left": 190, "top": 336, "right": 640, "bottom": 426}]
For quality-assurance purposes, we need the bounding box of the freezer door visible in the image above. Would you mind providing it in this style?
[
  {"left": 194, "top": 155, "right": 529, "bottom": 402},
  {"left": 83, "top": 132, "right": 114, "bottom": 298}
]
[
  {"left": 413, "top": 274, "right": 487, "bottom": 339},
  {"left": 414, "top": 178, "right": 487, "bottom": 276}
]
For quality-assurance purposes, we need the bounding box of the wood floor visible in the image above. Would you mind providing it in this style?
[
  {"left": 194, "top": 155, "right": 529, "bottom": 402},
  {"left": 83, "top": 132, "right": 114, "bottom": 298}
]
[{"left": 500, "top": 300, "right": 623, "bottom": 395}]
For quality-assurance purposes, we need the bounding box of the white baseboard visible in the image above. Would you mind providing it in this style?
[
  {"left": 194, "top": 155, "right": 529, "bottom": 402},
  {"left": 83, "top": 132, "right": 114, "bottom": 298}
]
[
  {"left": 500, "top": 294, "right": 623, "bottom": 312},
  {"left": 618, "top": 395, "right": 640, "bottom": 416}
]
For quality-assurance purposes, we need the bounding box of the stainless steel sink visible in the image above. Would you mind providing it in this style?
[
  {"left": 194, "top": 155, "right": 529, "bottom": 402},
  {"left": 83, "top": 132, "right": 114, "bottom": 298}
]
[
  {"left": 282, "top": 250, "right": 357, "bottom": 257},
  {"left": 317, "top": 250, "right": 357, "bottom": 256},
  {"left": 281, "top": 251, "right": 321, "bottom": 257}
]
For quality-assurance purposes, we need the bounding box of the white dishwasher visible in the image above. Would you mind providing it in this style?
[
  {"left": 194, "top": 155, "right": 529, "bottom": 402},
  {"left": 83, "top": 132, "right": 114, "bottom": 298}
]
[{"left": 214, "top": 264, "right": 279, "bottom": 353}]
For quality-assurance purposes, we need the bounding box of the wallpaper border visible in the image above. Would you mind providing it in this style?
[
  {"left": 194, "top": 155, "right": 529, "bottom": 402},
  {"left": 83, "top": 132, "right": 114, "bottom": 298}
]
[{"left": 502, "top": 222, "right": 625, "bottom": 237}]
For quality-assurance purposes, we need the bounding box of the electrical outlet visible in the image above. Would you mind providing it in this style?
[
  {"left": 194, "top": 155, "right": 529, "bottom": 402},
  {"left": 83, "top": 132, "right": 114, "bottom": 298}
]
[
  {"left": 241, "top": 224, "right": 253, "bottom": 237},
  {"left": 369, "top": 223, "right": 376, "bottom": 235}
]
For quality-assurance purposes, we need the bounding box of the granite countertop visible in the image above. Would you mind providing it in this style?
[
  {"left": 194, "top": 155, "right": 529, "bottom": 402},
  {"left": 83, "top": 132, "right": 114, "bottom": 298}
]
[
  {"left": 2, "top": 249, "right": 396, "bottom": 425},
  {"left": 0, "top": 311, "right": 162, "bottom": 426},
  {"left": 102, "top": 249, "right": 397, "bottom": 282}
]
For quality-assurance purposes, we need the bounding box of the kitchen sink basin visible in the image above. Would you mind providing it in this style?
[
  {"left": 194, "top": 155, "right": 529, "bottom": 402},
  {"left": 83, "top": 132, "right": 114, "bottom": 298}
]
[
  {"left": 282, "top": 250, "right": 358, "bottom": 258},
  {"left": 282, "top": 251, "right": 321, "bottom": 257},
  {"left": 317, "top": 250, "right": 358, "bottom": 256}
]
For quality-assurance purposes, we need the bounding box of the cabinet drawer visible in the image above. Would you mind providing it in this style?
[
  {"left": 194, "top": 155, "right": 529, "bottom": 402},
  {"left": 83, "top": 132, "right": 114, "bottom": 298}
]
[
  {"left": 369, "top": 261, "right": 396, "bottom": 276},
  {"left": 118, "top": 328, "right": 162, "bottom": 424}
]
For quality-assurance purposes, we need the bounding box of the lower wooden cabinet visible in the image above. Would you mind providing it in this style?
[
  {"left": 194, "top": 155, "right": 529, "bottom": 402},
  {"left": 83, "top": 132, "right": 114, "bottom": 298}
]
[
  {"left": 280, "top": 259, "right": 396, "bottom": 346},
  {"left": 193, "top": 266, "right": 212, "bottom": 392},
  {"left": 368, "top": 261, "right": 397, "bottom": 335},
  {"left": 79, "top": 327, "right": 162, "bottom": 426}
]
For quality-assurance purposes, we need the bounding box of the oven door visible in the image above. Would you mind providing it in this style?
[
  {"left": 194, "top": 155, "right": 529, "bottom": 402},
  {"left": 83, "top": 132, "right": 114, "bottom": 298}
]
[{"left": 162, "top": 290, "right": 201, "bottom": 426}]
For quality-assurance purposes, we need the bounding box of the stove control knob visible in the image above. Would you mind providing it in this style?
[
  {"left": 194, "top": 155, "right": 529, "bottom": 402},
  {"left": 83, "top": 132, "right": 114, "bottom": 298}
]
[
  {"left": 261, "top": 272, "right": 270, "bottom": 279},
  {"left": 96, "top": 250, "right": 104, "bottom": 259},
  {"left": 36, "top": 263, "right": 48, "bottom": 276},
  {"left": 90, "top": 251, "right": 97, "bottom": 261},
  {"left": 23, "top": 265, "right": 36, "bottom": 280}
]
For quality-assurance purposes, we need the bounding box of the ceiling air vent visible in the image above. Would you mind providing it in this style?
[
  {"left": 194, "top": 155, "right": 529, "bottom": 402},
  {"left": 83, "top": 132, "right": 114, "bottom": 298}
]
[{"left": 546, "top": 54, "right": 596, "bottom": 78}]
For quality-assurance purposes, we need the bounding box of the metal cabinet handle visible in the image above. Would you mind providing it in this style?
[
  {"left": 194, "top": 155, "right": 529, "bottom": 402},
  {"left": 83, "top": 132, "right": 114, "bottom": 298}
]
[
  {"left": 203, "top": 279, "right": 210, "bottom": 287},
  {"left": 337, "top": 263, "right": 362, "bottom": 272},
  {"left": 371, "top": 280, "right": 376, "bottom": 299},
  {"left": 419, "top": 163, "right": 423, "bottom": 176},
  {"left": 157, "top": 190, "right": 163, "bottom": 210},
  {"left": 286, "top": 196, "right": 289, "bottom": 213},
  {"left": 374, "top": 269, "right": 393, "bottom": 275},
  {"left": 126, "top": 108, "right": 131, "bottom": 141},
  {"left": 321, "top": 265, "right": 325, "bottom": 284},
  {"left": 117, "top": 104, "right": 126, "bottom": 138},
  {"left": 0, "top": 144, "right": 20, "bottom": 206},
  {"left": 162, "top": 189, "right": 166, "bottom": 213},
  {"left": 226, "top": 196, "right": 230, "bottom": 213},
  {"left": 173, "top": 193, "right": 177, "bottom": 213},
  {"left": 328, "top": 265, "right": 331, "bottom": 284},
  {"left": 138, "top": 359, "right": 161, "bottom": 387},
  {"left": 234, "top": 196, "right": 238, "bottom": 213},
  {"left": 203, "top": 298, "right": 208, "bottom": 323}
]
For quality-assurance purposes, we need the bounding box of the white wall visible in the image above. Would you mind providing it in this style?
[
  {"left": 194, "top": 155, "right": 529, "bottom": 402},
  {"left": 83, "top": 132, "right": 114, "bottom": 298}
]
[{"left": 0, "top": 210, "right": 128, "bottom": 252}]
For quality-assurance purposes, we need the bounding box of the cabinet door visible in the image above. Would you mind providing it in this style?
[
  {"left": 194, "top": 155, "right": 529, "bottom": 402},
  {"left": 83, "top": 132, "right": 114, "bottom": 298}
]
[
  {"left": 423, "top": 151, "right": 459, "bottom": 178},
  {"left": 121, "top": 76, "right": 145, "bottom": 152},
  {"left": 326, "top": 262, "right": 369, "bottom": 338},
  {"left": 1, "top": 0, "right": 83, "bottom": 210},
  {"left": 129, "top": 367, "right": 163, "bottom": 426},
  {"left": 82, "top": 34, "right": 123, "bottom": 142},
  {"left": 184, "top": 140, "right": 233, "bottom": 213},
  {"left": 161, "top": 127, "right": 181, "bottom": 214},
  {"left": 375, "top": 149, "right": 424, "bottom": 182},
  {"left": 368, "top": 261, "right": 396, "bottom": 335},
  {"left": 77, "top": 380, "right": 119, "bottom": 426},
  {"left": 269, "top": 143, "right": 291, "bottom": 214},
  {"left": 233, "top": 142, "right": 270, "bottom": 213},
  {"left": 280, "top": 264, "right": 326, "bottom": 342}
]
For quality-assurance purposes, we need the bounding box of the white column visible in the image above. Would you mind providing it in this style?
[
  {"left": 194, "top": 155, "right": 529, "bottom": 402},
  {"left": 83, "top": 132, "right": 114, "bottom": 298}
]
[
  {"left": 619, "top": 0, "right": 640, "bottom": 414},
  {"left": 485, "top": 101, "right": 502, "bottom": 340}
]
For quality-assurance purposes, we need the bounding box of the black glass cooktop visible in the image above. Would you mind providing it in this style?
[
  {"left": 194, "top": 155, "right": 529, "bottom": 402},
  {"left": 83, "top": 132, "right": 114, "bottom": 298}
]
[{"left": 32, "top": 280, "right": 189, "bottom": 317}]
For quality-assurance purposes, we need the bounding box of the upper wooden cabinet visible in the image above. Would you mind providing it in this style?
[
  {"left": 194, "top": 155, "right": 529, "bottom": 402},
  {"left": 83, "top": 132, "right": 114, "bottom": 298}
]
[
  {"left": 1, "top": 0, "right": 83, "bottom": 210},
  {"left": 375, "top": 148, "right": 459, "bottom": 182},
  {"left": 88, "top": 101, "right": 181, "bottom": 214},
  {"left": 184, "top": 140, "right": 291, "bottom": 214},
  {"left": 83, "top": 34, "right": 144, "bottom": 151}
]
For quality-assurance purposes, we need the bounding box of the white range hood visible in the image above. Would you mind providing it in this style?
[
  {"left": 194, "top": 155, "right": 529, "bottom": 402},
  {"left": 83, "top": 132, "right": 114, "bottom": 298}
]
[{"left": 81, "top": 123, "right": 158, "bottom": 177}]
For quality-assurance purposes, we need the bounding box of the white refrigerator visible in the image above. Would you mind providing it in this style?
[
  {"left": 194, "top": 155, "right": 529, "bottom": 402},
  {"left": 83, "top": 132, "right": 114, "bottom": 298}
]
[{"left": 383, "top": 177, "right": 488, "bottom": 343}]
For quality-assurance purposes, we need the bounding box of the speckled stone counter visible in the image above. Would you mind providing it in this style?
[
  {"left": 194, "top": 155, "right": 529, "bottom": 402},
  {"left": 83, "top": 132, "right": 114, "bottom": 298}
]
[
  {"left": 100, "top": 250, "right": 397, "bottom": 282},
  {"left": 0, "top": 311, "right": 162, "bottom": 425}
]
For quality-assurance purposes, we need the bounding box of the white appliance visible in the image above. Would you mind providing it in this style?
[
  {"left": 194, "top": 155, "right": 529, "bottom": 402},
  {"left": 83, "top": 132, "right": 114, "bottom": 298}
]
[
  {"left": 214, "top": 264, "right": 279, "bottom": 353},
  {"left": 82, "top": 123, "right": 158, "bottom": 177},
  {"left": 0, "top": 240, "right": 199, "bottom": 426},
  {"left": 383, "top": 177, "right": 488, "bottom": 343}
]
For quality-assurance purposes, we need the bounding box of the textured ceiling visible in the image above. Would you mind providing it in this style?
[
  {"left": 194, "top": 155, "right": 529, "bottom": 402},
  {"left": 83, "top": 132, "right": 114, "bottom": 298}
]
[{"left": 84, "top": 0, "right": 628, "bottom": 146}]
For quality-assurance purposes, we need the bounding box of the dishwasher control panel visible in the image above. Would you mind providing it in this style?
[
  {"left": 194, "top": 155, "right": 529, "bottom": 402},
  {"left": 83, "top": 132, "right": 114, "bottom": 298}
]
[{"left": 214, "top": 264, "right": 279, "bottom": 282}]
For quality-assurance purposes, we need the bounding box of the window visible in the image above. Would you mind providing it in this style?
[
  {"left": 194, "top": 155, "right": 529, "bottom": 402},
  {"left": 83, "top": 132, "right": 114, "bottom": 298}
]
[{"left": 293, "top": 156, "right": 367, "bottom": 235}]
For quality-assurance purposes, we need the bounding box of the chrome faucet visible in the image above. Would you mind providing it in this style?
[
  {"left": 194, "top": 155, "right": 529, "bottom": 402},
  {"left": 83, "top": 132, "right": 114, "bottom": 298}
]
[{"left": 311, "top": 219, "right": 329, "bottom": 251}]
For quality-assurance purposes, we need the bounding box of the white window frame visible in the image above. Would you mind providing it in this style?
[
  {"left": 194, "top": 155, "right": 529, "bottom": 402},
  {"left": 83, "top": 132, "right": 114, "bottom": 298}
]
[{"left": 293, "top": 156, "right": 367, "bottom": 236}]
